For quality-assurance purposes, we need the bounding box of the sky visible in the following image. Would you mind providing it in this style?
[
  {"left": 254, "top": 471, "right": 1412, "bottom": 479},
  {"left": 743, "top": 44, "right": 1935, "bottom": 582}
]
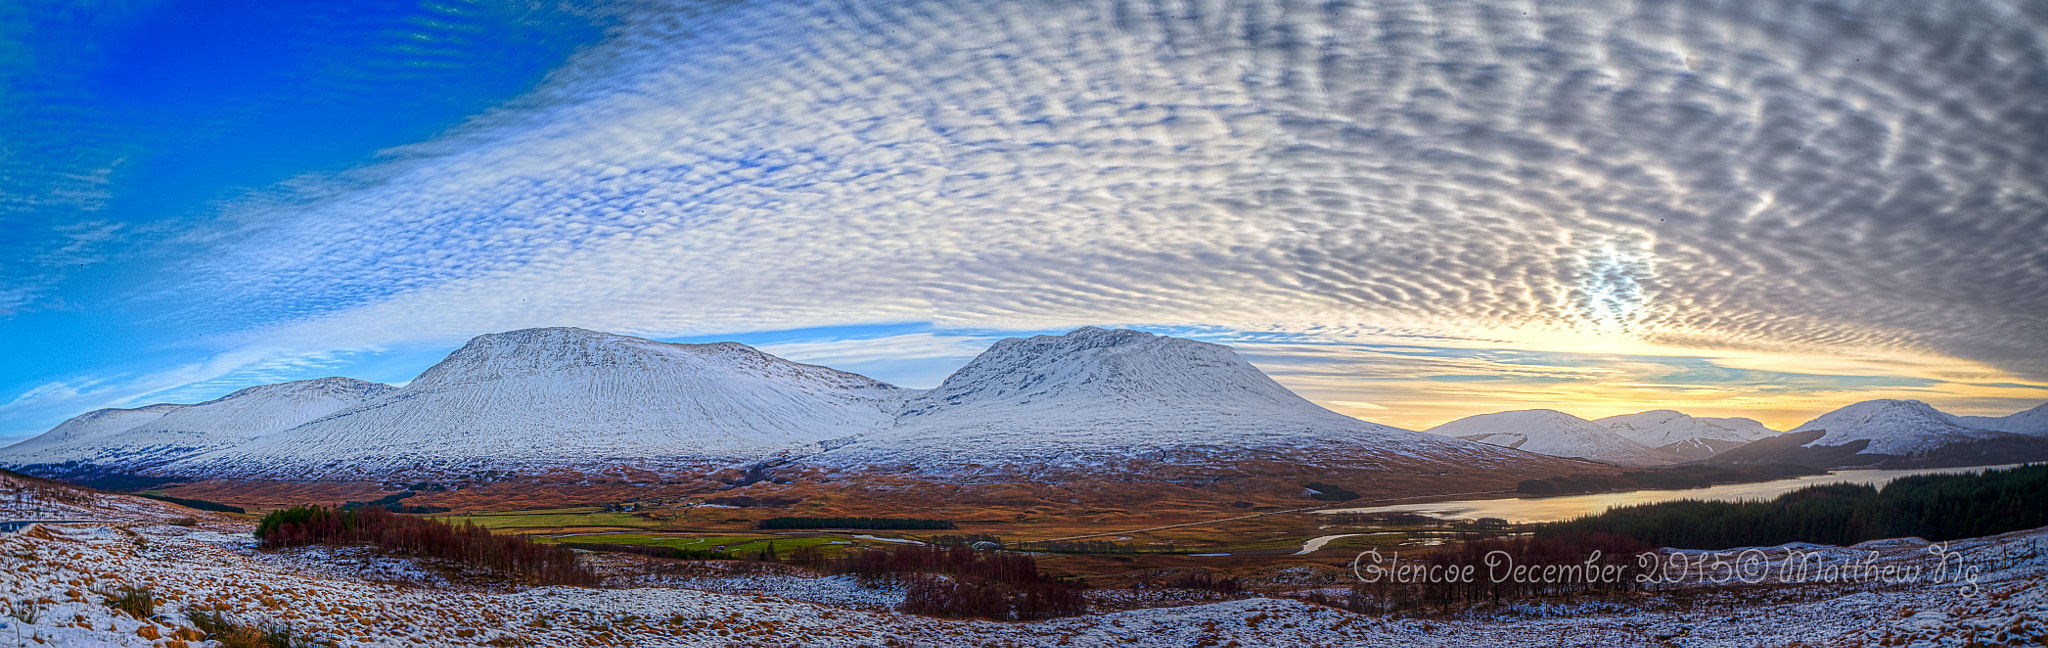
[{"left": 3, "top": 0, "right": 2045, "bottom": 442}]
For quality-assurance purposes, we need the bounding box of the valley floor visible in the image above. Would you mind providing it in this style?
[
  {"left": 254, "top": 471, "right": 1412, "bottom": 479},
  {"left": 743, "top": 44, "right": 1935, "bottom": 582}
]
[{"left": 0, "top": 505, "right": 2043, "bottom": 647}]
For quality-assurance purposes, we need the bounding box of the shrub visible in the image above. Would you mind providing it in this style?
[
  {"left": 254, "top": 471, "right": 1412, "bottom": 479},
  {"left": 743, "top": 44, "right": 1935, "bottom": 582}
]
[
  {"left": 788, "top": 544, "right": 1087, "bottom": 620},
  {"left": 1163, "top": 571, "right": 1242, "bottom": 594},
  {"left": 102, "top": 588, "right": 154, "bottom": 619},
  {"left": 898, "top": 573, "right": 1086, "bottom": 620},
  {"left": 7, "top": 599, "right": 42, "bottom": 625},
  {"left": 185, "top": 609, "right": 331, "bottom": 648},
  {"left": 255, "top": 505, "right": 594, "bottom": 586}
]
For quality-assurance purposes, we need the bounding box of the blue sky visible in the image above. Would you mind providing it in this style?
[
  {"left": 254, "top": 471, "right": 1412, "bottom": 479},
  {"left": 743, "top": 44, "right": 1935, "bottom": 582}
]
[{"left": 4, "top": 0, "right": 2046, "bottom": 442}]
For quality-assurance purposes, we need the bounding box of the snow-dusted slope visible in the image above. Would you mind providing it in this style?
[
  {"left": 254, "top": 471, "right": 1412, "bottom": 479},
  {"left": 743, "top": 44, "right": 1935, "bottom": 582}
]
[
  {"left": 1789, "top": 399, "right": 2025, "bottom": 455},
  {"left": 1428, "top": 409, "right": 1683, "bottom": 466},
  {"left": 1955, "top": 402, "right": 2048, "bottom": 435},
  {"left": 0, "top": 402, "right": 186, "bottom": 460},
  {"left": 1597, "top": 410, "right": 1776, "bottom": 459},
  {"left": 0, "top": 378, "right": 391, "bottom": 469},
  {"left": 176, "top": 328, "right": 905, "bottom": 478},
  {"left": 799, "top": 327, "right": 1549, "bottom": 475}
]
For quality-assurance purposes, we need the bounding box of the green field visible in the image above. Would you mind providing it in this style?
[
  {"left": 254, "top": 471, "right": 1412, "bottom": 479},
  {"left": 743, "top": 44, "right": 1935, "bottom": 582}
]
[
  {"left": 432, "top": 507, "right": 650, "bottom": 531},
  {"left": 428, "top": 507, "right": 927, "bottom": 556},
  {"left": 535, "top": 532, "right": 891, "bottom": 557}
]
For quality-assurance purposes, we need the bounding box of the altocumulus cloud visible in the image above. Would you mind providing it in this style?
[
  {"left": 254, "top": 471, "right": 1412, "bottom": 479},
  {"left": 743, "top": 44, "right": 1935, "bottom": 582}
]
[{"left": 135, "top": 0, "right": 2048, "bottom": 403}]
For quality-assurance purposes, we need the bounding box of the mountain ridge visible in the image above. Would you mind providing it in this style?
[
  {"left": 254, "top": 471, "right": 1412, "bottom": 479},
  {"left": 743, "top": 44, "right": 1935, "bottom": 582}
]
[
  {"left": 1595, "top": 410, "right": 1776, "bottom": 460},
  {"left": 0, "top": 377, "right": 394, "bottom": 471},
  {"left": 170, "top": 327, "right": 908, "bottom": 479},
  {"left": 1425, "top": 409, "right": 1685, "bottom": 467},
  {"left": 8, "top": 328, "right": 2042, "bottom": 490}
]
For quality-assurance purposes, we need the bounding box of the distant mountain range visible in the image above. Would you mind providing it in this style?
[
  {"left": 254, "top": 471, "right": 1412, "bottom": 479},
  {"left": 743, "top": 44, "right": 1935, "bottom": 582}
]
[
  {"left": 7, "top": 327, "right": 2044, "bottom": 489},
  {"left": 1426, "top": 410, "right": 1686, "bottom": 467},
  {"left": 1, "top": 378, "right": 395, "bottom": 472},
  {"left": 1429, "top": 398, "right": 2048, "bottom": 469},
  {"left": 1704, "top": 399, "right": 2048, "bottom": 469},
  {"left": 0, "top": 327, "right": 1580, "bottom": 492},
  {"left": 1596, "top": 410, "right": 1777, "bottom": 459}
]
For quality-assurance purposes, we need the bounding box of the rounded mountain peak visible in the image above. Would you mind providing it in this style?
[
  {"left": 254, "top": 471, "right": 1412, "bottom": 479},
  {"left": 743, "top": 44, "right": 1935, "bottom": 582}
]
[
  {"left": 214, "top": 376, "right": 395, "bottom": 403},
  {"left": 410, "top": 327, "right": 886, "bottom": 393},
  {"left": 900, "top": 327, "right": 1300, "bottom": 420}
]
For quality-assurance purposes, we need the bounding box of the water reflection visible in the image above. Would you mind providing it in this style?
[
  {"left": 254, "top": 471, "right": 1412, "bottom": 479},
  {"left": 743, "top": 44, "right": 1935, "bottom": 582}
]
[{"left": 1319, "top": 464, "right": 2028, "bottom": 524}]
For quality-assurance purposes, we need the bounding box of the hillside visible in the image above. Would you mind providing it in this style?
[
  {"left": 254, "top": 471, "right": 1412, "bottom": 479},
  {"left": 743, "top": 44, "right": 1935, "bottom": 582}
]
[
  {"left": 1705, "top": 399, "right": 2048, "bottom": 469},
  {"left": 0, "top": 378, "right": 392, "bottom": 473},
  {"left": 173, "top": 328, "right": 907, "bottom": 479},
  {"left": 1426, "top": 409, "right": 1683, "bottom": 466},
  {"left": 1595, "top": 410, "right": 1775, "bottom": 459}
]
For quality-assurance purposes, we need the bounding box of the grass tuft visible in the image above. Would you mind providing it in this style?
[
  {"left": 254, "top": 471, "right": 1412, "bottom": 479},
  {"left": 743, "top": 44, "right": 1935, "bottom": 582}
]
[{"left": 101, "top": 587, "right": 155, "bottom": 619}]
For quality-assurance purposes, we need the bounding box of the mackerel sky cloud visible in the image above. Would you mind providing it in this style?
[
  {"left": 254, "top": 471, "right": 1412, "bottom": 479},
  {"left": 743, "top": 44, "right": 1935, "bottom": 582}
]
[{"left": 2, "top": 0, "right": 2045, "bottom": 438}]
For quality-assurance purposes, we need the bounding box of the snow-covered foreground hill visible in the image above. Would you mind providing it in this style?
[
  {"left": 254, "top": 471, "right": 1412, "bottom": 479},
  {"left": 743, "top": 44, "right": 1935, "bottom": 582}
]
[{"left": 3, "top": 505, "right": 2043, "bottom": 647}]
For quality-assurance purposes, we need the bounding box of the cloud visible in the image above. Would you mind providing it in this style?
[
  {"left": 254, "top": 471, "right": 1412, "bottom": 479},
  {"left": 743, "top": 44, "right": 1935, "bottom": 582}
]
[
  {"left": 754, "top": 333, "right": 997, "bottom": 369},
  {"left": 1216, "top": 333, "right": 2048, "bottom": 430},
  {"left": 14, "top": 0, "right": 2047, "bottom": 431}
]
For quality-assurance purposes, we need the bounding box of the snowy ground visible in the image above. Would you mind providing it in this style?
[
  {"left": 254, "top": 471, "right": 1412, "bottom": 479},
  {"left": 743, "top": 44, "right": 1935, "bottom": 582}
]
[{"left": 0, "top": 492, "right": 2042, "bottom": 647}]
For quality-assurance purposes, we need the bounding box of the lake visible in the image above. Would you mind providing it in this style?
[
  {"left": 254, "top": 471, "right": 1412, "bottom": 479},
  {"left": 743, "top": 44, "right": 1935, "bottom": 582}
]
[{"left": 1318, "top": 463, "right": 2029, "bottom": 524}]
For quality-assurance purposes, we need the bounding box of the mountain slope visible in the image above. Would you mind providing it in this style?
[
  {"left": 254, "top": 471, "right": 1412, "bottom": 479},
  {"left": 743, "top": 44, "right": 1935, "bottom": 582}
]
[
  {"left": 1596, "top": 410, "right": 1776, "bottom": 459},
  {"left": 1788, "top": 399, "right": 2015, "bottom": 455},
  {"left": 1707, "top": 399, "right": 2048, "bottom": 469},
  {"left": 0, "top": 403, "right": 187, "bottom": 461},
  {"left": 1428, "top": 410, "right": 1684, "bottom": 466},
  {"left": 173, "top": 328, "right": 906, "bottom": 478},
  {"left": 791, "top": 328, "right": 1581, "bottom": 483},
  {"left": 1955, "top": 402, "right": 2048, "bottom": 435},
  {"left": 0, "top": 378, "right": 392, "bottom": 470}
]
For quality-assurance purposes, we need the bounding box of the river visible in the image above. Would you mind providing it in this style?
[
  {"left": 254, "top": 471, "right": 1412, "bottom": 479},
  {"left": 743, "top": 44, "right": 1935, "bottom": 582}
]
[{"left": 1317, "top": 463, "right": 2029, "bottom": 524}]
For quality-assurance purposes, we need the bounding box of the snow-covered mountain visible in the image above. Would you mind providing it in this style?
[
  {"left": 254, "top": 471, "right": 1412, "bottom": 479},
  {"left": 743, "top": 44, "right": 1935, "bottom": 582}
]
[
  {"left": 0, "top": 378, "right": 392, "bottom": 470},
  {"left": 0, "top": 402, "right": 187, "bottom": 461},
  {"left": 1427, "top": 409, "right": 1684, "bottom": 466},
  {"left": 1709, "top": 399, "right": 2048, "bottom": 469},
  {"left": 172, "top": 328, "right": 906, "bottom": 478},
  {"left": 1596, "top": 410, "right": 1776, "bottom": 459},
  {"left": 1954, "top": 402, "right": 2048, "bottom": 435},
  {"left": 3, "top": 327, "right": 1588, "bottom": 487},
  {"left": 793, "top": 327, "right": 1563, "bottom": 479},
  {"left": 1787, "top": 399, "right": 2018, "bottom": 456}
]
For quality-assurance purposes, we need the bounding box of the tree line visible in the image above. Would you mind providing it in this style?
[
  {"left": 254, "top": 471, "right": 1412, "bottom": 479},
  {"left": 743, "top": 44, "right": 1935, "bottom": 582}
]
[
  {"left": 785, "top": 544, "right": 1086, "bottom": 620},
  {"left": 1538, "top": 463, "right": 2048, "bottom": 549},
  {"left": 255, "top": 505, "right": 595, "bottom": 586}
]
